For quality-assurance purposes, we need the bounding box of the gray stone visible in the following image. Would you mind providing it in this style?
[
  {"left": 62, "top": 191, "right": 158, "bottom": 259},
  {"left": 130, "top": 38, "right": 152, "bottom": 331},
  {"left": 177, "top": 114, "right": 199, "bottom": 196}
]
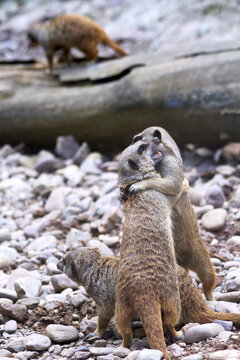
[
  {"left": 0, "top": 298, "right": 13, "bottom": 305},
  {"left": 89, "top": 347, "right": 115, "bottom": 356},
  {"left": 205, "top": 185, "right": 225, "bottom": 208},
  {"left": 217, "top": 331, "right": 233, "bottom": 342},
  {"left": 194, "top": 204, "right": 214, "bottom": 218},
  {"left": 208, "top": 349, "right": 240, "bottom": 360},
  {"left": 137, "top": 349, "right": 163, "bottom": 360},
  {"left": 0, "top": 349, "right": 13, "bottom": 358},
  {"left": 47, "top": 262, "right": 62, "bottom": 275},
  {"left": 6, "top": 338, "right": 25, "bottom": 352},
  {"left": 4, "top": 319, "right": 17, "bottom": 333},
  {"left": 224, "top": 261, "right": 240, "bottom": 269},
  {"left": 55, "top": 135, "right": 80, "bottom": 159},
  {"left": 73, "top": 142, "right": 90, "bottom": 165},
  {"left": 80, "top": 316, "right": 98, "bottom": 333},
  {"left": 74, "top": 351, "right": 91, "bottom": 359},
  {"left": 35, "top": 150, "right": 63, "bottom": 173},
  {"left": 6, "top": 268, "right": 40, "bottom": 290},
  {"left": 216, "top": 165, "right": 235, "bottom": 176},
  {"left": 79, "top": 153, "right": 102, "bottom": 176},
  {"left": 14, "top": 277, "right": 42, "bottom": 298},
  {"left": 0, "top": 288, "right": 18, "bottom": 301},
  {"left": 0, "top": 228, "right": 11, "bottom": 243},
  {"left": 51, "top": 273, "right": 79, "bottom": 292},
  {"left": 26, "top": 235, "right": 57, "bottom": 251},
  {"left": 214, "top": 300, "right": 240, "bottom": 313},
  {"left": 183, "top": 323, "right": 224, "bottom": 344},
  {"left": 66, "top": 292, "right": 86, "bottom": 307},
  {"left": 225, "top": 269, "right": 240, "bottom": 291},
  {"left": 213, "top": 320, "right": 233, "bottom": 331},
  {"left": 46, "top": 324, "right": 79, "bottom": 343},
  {"left": 0, "top": 253, "right": 10, "bottom": 269},
  {"left": 202, "top": 209, "right": 227, "bottom": 231},
  {"left": 0, "top": 246, "right": 18, "bottom": 262},
  {"left": 87, "top": 240, "right": 113, "bottom": 257},
  {"left": 230, "top": 189, "right": 240, "bottom": 208},
  {"left": 125, "top": 351, "right": 141, "bottom": 360},
  {"left": 66, "top": 228, "right": 91, "bottom": 249},
  {"left": 58, "top": 165, "right": 83, "bottom": 187},
  {"left": 0, "top": 302, "right": 27, "bottom": 322},
  {"left": 25, "top": 333, "right": 51, "bottom": 351},
  {"left": 182, "top": 355, "right": 203, "bottom": 360},
  {"left": 226, "top": 236, "right": 240, "bottom": 248},
  {"left": 45, "top": 187, "right": 68, "bottom": 212},
  {"left": 113, "top": 348, "right": 131, "bottom": 358},
  {"left": 214, "top": 291, "right": 240, "bottom": 303},
  {"left": 188, "top": 187, "right": 204, "bottom": 206}
]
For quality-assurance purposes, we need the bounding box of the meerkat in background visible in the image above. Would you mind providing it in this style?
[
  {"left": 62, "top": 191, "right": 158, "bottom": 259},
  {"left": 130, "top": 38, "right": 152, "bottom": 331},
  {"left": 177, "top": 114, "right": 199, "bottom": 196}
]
[
  {"left": 124, "top": 126, "right": 216, "bottom": 301},
  {"left": 28, "top": 14, "right": 128, "bottom": 71},
  {"left": 58, "top": 247, "right": 240, "bottom": 337},
  {"left": 115, "top": 139, "right": 189, "bottom": 359}
]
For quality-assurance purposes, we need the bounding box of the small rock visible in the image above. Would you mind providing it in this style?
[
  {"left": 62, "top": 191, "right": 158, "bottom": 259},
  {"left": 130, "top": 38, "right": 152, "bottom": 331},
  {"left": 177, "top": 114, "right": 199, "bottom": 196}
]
[
  {"left": 137, "top": 349, "right": 163, "bottom": 360},
  {"left": 26, "top": 235, "right": 57, "bottom": 251},
  {"left": 51, "top": 274, "right": 79, "bottom": 292},
  {"left": 222, "top": 142, "right": 240, "bottom": 164},
  {"left": 14, "top": 277, "right": 42, "bottom": 298},
  {"left": 0, "top": 246, "right": 18, "bottom": 262},
  {"left": 214, "top": 291, "right": 240, "bottom": 303},
  {"left": 66, "top": 228, "right": 91, "bottom": 249},
  {"left": 45, "top": 187, "right": 68, "bottom": 212},
  {"left": 216, "top": 165, "right": 235, "bottom": 176},
  {"left": 0, "top": 228, "right": 11, "bottom": 243},
  {"left": 224, "top": 261, "right": 240, "bottom": 269},
  {"left": 113, "top": 348, "right": 131, "bottom": 358},
  {"left": 35, "top": 150, "right": 63, "bottom": 173},
  {"left": 225, "top": 269, "right": 240, "bottom": 292},
  {"left": 226, "top": 236, "right": 240, "bottom": 248},
  {"left": 80, "top": 316, "right": 98, "bottom": 333},
  {"left": 0, "top": 349, "right": 13, "bottom": 358},
  {"left": 6, "top": 338, "right": 25, "bottom": 352},
  {"left": 230, "top": 189, "right": 240, "bottom": 208},
  {"left": 0, "top": 288, "right": 18, "bottom": 301},
  {"left": 87, "top": 240, "right": 113, "bottom": 257},
  {"left": 0, "top": 253, "right": 10, "bottom": 269},
  {"left": 74, "top": 351, "right": 91, "bottom": 359},
  {"left": 0, "top": 302, "right": 27, "bottom": 322},
  {"left": 194, "top": 204, "right": 214, "bottom": 218},
  {"left": 46, "top": 324, "right": 79, "bottom": 343},
  {"left": 55, "top": 135, "right": 80, "bottom": 159},
  {"left": 217, "top": 331, "right": 233, "bottom": 342},
  {"left": 73, "top": 142, "right": 90, "bottom": 165},
  {"left": 201, "top": 209, "right": 227, "bottom": 231},
  {"left": 89, "top": 347, "right": 115, "bottom": 356},
  {"left": 205, "top": 185, "right": 225, "bottom": 208},
  {"left": 188, "top": 187, "right": 204, "bottom": 206},
  {"left": 182, "top": 355, "right": 203, "bottom": 360},
  {"left": 25, "top": 333, "right": 51, "bottom": 351},
  {"left": 208, "top": 349, "right": 240, "bottom": 360},
  {"left": 183, "top": 323, "right": 224, "bottom": 344},
  {"left": 67, "top": 292, "right": 86, "bottom": 307},
  {"left": 213, "top": 320, "right": 233, "bottom": 331},
  {"left": 4, "top": 320, "right": 17, "bottom": 333},
  {"left": 125, "top": 350, "right": 141, "bottom": 360},
  {"left": 0, "top": 298, "right": 13, "bottom": 305}
]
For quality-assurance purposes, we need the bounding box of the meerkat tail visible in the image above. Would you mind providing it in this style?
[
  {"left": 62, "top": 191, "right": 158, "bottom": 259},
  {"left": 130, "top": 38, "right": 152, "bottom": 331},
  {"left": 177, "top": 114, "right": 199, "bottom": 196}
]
[
  {"left": 103, "top": 36, "right": 128, "bottom": 56},
  {"left": 193, "top": 309, "right": 240, "bottom": 327},
  {"left": 134, "top": 294, "right": 170, "bottom": 360}
]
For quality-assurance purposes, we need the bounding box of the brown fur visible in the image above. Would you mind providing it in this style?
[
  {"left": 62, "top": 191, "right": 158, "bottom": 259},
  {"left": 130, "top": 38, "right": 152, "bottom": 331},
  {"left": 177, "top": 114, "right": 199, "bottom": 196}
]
[
  {"left": 127, "top": 126, "right": 216, "bottom": 301},
  {"left": 28, "top": 14, "right": 128, "bottom": 71},
  {"left": 58, "top": 247, "right": 240, "bottom": 337},
  {"left": 115, "top": 140, "right": 186, "bottom": 359}
]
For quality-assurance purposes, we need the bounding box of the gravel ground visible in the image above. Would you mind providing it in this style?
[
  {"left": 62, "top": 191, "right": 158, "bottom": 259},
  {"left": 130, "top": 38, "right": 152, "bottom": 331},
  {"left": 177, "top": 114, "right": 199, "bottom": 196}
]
[{"left": 0, "top": 137, "right": 239, "bottom": 359}]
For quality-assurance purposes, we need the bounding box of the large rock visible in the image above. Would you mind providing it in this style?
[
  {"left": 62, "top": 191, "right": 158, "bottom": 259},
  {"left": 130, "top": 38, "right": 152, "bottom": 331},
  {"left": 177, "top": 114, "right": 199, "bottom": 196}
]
[
  {"left": 24, "top": 333, "right": 51, "bottom": 351},
  {"left": 202, "top": 209, "right": 227, "bottom": 231},
  {"left": 46, "top": 324, "right": 79, "bottom": 343},
  {"left": 183, "top": 323, "right": 224, "bottom": 344},
  {"left": 208, "top": 349, "right": 240, "bottom": 360},
  {"left": 14, "top": 277, "right": 42, "bottom": 298}
]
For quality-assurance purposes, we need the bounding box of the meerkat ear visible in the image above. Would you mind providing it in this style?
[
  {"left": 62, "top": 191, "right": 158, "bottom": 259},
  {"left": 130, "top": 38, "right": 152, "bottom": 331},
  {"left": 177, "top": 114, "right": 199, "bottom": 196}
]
[
  {"left": 132, "top": 135, "right": 142, "bottom": 144},
  {"left": 153, "top": 129, "right": 162, "bottom": 142},
  {"left": 128, "top": 158, "right": 139, "bottom": 170}
]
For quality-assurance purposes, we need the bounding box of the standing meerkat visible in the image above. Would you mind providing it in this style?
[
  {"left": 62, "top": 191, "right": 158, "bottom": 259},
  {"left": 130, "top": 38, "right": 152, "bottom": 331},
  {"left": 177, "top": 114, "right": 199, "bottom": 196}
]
[
  {"left": 124, "top": 126, "right": 216, "bottom": 301},
  {"left": 28, "top": 14, "right": 128, "bottom": 71},
  {"left": 57, "top": 247, "right": 240, "bottom": 338},
  {"left": 115, "top": 139, "right": 187, "bottom": 359}
]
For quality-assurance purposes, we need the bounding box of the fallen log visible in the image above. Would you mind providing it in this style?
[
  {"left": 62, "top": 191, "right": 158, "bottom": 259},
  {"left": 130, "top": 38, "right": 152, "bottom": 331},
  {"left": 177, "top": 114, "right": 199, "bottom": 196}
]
[{"left": 1, "top": 49, "right": 240, "bottom": 151}]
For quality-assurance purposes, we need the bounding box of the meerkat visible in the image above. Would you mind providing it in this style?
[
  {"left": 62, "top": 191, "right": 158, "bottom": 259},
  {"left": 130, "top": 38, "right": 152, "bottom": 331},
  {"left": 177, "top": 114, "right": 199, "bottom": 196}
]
[
  {"left": 122, "top": 126, "right": 216, "bottom": 302},
  {"left": 57, "top": 247, "right": 240, "bottom": 337},
  {"left": 28, "top": 14, "right": 128, "bottom": 71},
  {"left": 114, "top": 139, "right": 188, "bottom": 359}
]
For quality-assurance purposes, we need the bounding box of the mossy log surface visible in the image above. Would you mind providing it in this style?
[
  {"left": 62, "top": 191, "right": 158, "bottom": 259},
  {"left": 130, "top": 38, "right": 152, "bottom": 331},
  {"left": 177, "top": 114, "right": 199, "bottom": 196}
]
[{"left": 1, "top": 48, "right": 240, "bottom": 151}]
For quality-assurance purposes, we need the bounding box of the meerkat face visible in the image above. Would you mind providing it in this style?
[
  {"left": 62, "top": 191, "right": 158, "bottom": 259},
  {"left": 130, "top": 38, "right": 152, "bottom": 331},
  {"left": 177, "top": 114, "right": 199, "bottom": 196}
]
[
  {"left": 118, "top": 139, "right": 163, "bottom": 187},
  {"left": 133, "top": 126, "right": 181, "bottom": 160},
  {"left": 57, "top": 247, "right": 100, "bottom": 284}
]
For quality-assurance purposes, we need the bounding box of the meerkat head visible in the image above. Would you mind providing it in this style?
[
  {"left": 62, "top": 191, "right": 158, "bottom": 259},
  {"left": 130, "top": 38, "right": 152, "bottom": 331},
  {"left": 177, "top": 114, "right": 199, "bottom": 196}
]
[
  {"left": 133, "top": 126, "right": 181, "bottom": 160},
  {"left": 57, "top": 247, "right": 101, "bottom": 284},
  {"left": 118, "top": 139, "right": 163, "bottom": 188}
]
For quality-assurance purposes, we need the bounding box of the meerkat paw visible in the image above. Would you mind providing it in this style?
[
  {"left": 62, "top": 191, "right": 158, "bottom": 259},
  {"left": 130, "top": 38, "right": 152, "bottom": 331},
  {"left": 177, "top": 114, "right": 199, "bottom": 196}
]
[
  {"left": 119, "top": 187, "right": 128, "bottom": 202},
  {"left": 129, "top": 181, "right": 146, "bottom": 195}
]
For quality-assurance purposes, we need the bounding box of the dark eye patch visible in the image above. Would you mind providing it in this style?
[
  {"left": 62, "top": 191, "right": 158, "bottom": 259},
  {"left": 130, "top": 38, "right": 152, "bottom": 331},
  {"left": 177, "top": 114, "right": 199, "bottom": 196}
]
[
  {"left": 153, "top": 130, "right": 162, "bottom": 141},
  {"left": 132, "top": 135, "right": 142, "bottom": 144},
  {"left": 138, "top": 144, "right": 147, "bottom": 154},
  {"left": 128, "top": 158, "right": 139, "bottom": 170}
]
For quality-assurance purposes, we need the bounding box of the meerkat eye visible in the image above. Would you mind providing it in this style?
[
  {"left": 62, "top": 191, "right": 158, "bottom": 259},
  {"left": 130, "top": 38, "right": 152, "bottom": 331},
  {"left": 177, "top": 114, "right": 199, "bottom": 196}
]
[
  {"left": 153, "top": 130, "right": 162, "bottom": 142},
  {"left": 138, "top": 144, "right": 147, "bottom": 154},
  {"left": 132, "top": 135, "right": 142, "bottom": 144},
  {"left": 128, "top": 159, "right": 139, "bottom": 170}
]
